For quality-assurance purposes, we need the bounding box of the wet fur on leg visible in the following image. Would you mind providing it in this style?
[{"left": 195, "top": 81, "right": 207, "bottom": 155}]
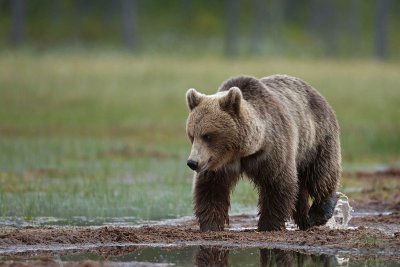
[
  {"left": 293, "top": 184, "right": 311, "bottom": 230},
  {"left": 257, "top": 197, "right": 290, "bottom": 231},
  {"left": 193, "top": 169, "right": 239, "bottom": 231},
  {"left": 256, "top": 173, "right": 298, "bottom": 231}
]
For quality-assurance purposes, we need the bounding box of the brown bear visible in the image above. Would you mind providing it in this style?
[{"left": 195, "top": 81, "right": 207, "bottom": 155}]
[{"left": 185, "top": 75, "right": 341, "bottom": 231}]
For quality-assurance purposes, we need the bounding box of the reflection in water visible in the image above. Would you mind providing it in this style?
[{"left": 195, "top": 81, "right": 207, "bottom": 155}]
[
  {"left": 4, "top": 245, "right": 393, "bottom": 266},
  {"left": 194, "top": 246, "right": 343, "bottom": 267},
  {"left": 259, "top": 249, "right": 294, "bottom": 267},
  {"left": 260, "top": 248, "right": 341, "bottom": 267},
  {"left": 195, "top": 246, "right": 229, "bottom": 267}
]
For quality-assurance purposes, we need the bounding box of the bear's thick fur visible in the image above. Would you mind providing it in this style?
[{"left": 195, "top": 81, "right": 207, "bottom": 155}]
[{"left": 185, "top": 75, "right": 341, "bottom": 231}]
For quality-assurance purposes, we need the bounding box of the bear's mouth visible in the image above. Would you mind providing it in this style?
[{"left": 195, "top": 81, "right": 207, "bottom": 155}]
[
  {"left": 197, "top": 163, "right": 209, "bottom": 174},
  {"left": 197, "top": 157, "right": 213, "bottom": 174}
]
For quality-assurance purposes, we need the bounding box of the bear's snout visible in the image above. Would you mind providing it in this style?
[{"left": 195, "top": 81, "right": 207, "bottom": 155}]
[{"left": 187, "top": 160, "right": 198, "bottom": 171}]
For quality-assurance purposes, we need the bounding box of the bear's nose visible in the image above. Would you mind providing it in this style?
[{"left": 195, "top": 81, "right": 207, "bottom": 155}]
[{"left": 187, "top": 160, "right": 198, "bottom": 171}]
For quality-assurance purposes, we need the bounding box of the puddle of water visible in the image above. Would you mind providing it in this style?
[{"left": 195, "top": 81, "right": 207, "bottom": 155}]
[
  {"left": 352, "top": 211, "right": 393, "bottom": 217},
  {"left": 1, "top": 246, "right": 399, "bottom": 267},
  {"left": 0, "top": 216, "right": 195, "bottom": 228},
  {"left": 0, "top": 216, "right": 140, "bottom": 227},
  {"left": 0, "top": 192, "right": 386, "bottom": 233}
]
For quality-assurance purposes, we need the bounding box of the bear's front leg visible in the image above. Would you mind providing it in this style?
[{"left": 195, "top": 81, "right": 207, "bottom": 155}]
[
  {"left": 257, "top": 171, "right": 298, "bottom": 231},
  {"left": 193, "top": 171, "right": 236, "bottom": 231}
]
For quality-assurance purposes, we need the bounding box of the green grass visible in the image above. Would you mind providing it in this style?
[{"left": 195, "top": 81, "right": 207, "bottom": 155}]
[
  {"left": 0, "top": 137, "right": 256, "bottom": 224},
  {"left": 0, "top": 51, "right": 399, "bottom": 224},
  {"left": 0, "top": 135, "right": 258, "bottom": 223}
]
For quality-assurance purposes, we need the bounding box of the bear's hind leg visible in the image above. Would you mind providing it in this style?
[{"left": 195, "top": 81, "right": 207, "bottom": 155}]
[
  {"left": 308, "top": 192, "right": 338, "bottom": 227},
  {"left": 193, "top": 171, "right": 238, "bottom": 231},
  {"left": 293, "top": 181, "right": 310, "bottom": 230},
  {"left": 307, "top": 137, "right": 341, "bottom": 227}
]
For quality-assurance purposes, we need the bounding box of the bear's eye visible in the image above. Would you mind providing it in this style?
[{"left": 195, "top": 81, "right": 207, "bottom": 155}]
[{"left": 201, "top": 134, "right": 212, "bottom": 143}]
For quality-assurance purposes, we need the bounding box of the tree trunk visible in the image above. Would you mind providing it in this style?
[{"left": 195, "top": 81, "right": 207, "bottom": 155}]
[
  {"left": 121, "top": 0, "right": 139, "bottom": 50},
  {"left": 348, "top": 0, "right": 361, "bottom": 54},
  {"left": 310, "top": 0, "right": 338, "bottom": 56},
  {"left": 250, "top": 0, "right": 265, "bottom": 55},
  {"left": 225, "top": 0, "right": 239, "bottom": 58},
  {"left": 269, "top": 0, "right": 283, "bottom": 41},
  {"left": 180, "top": 0, "right": 193, "bottom": 23},
  {"left": 10, "top": 0, "right": 25, "bottom": 47},
  {"left": 375, "top": 0, "right": 391, "bottom": 60}
]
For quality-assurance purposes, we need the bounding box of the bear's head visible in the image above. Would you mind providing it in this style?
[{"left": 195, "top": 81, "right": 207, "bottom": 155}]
[{"left": 185, "top": 87, "right": 243, "bottom": 173}]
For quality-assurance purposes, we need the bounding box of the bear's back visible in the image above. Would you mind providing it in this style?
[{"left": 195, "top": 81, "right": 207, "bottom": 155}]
[
  {"left": 260, "top": 75, "right": 333, "bottom": 120},
  {"left": 218, "top": 75, "right": 339, "bottom": 163},
  {"left": 219, "top": 75, "right": 337, "bottom": 129}
]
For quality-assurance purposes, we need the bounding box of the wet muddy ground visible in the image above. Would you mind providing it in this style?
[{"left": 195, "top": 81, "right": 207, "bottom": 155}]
[{"left": 0, "top": 168, "right": 399, "bottom": 266}]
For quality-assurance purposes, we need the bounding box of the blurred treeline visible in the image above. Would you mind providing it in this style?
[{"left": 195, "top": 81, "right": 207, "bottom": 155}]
[{"left": 1, "top": 0, "right": 399, "bottom": 59}]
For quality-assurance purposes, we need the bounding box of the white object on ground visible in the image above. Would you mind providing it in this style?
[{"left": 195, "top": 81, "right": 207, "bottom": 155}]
[{"left": 326, "top": 192, "right": 353, "bottom": 229}]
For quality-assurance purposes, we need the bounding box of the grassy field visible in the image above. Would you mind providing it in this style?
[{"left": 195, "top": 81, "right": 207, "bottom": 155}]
[{"left": 0, "top": 51, "right": 399, "bottom": 224}]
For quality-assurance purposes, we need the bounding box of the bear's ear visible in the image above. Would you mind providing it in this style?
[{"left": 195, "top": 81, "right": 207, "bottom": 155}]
[
  {"left": 186, "top": 88, "right": 203, "bottom": 111},
  {"left": 219, "top": 87, "right": 242, "bottom": 115}
]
